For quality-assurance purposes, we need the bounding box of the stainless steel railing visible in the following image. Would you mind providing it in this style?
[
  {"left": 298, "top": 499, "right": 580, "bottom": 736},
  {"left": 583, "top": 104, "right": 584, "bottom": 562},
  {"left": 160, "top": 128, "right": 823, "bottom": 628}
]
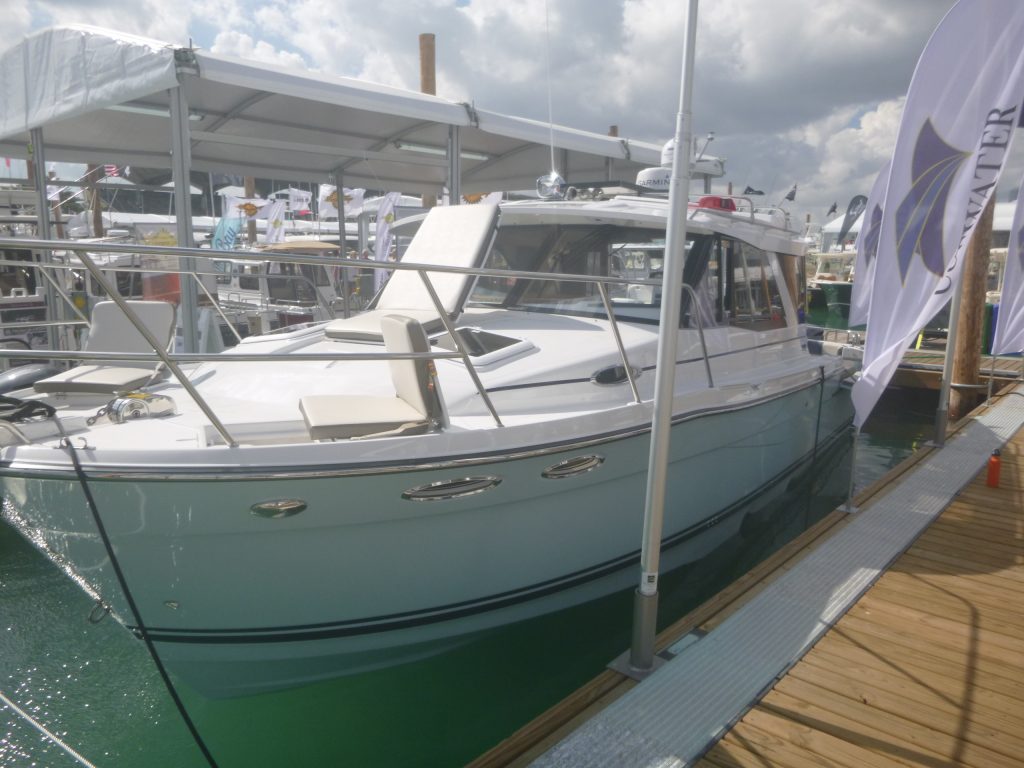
[{"left": 0, "top": 236, "right": 716, "bottom": 446}]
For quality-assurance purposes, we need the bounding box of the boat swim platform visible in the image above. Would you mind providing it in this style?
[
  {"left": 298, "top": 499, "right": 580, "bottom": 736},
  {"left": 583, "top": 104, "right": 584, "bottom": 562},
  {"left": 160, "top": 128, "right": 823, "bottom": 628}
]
[{"left": 470, "top": 385, "right": 1024, "bottom": 767}]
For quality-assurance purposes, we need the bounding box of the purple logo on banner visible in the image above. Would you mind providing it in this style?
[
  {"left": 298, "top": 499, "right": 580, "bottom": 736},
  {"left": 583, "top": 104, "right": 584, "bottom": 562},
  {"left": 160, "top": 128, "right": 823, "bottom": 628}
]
[
  {"left": 862, "top": 204, "right": 883, "bottom": 268},
  {"left": 894, "top": 118, "right": 970, "bottom": 282}
]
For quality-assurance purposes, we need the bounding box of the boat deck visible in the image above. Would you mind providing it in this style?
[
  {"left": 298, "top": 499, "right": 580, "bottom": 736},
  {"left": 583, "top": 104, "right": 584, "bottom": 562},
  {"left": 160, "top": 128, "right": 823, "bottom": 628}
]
[{"left": 470, "top": 384, "right": 1024, "bottom": 767}]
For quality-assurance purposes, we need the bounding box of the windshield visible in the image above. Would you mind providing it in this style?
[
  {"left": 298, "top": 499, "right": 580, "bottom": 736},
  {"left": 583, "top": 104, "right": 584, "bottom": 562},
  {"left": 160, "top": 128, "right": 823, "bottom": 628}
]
[{"left": 467, "top": 223, "right": 712, "bottom": 325}]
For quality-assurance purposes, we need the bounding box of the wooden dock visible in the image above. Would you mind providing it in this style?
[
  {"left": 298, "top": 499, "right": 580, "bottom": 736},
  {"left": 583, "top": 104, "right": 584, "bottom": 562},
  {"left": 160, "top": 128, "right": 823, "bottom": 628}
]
[
  {"left": 893, "top": 349, "right": 1021, "bottom": 390},
  {"left": 470, "top": 387, "right": 1024, "bottom": 767}
]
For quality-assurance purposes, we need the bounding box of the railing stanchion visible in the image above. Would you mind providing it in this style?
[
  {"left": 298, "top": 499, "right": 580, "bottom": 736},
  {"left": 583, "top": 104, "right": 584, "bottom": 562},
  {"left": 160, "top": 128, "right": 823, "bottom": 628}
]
[{"left": 416, "top": 270, "right": 503, "bottom": 427}]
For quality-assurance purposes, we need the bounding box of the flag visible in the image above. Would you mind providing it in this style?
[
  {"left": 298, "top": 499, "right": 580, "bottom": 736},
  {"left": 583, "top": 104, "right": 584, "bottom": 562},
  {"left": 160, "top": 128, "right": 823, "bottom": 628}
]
[
  {"left": 848, "top": 161, "right": 891, "bottom": 327},
  {"left": 836, "top": 194, "right": 868, "bottom": 247},
  {"left": 742, "top": 186, "right": 764, "bottom": 195},
  {"left": 211, "top": 214, "right": 243, "bottom": 251},
  {"left": 318, "top": 184, "right": 338, "bottom": 218},
  {"left": 104, "top": 164, "right": 119, "bottom": 177},
  {"left": 852, "top": 0, "right": 1024, "bottom": 428},
  {"left": 344, "top": 188, "right": 365, "bottom": 217},
  {"left": 262, "top": 200, "right": 287, "bottom": 244},
  {"left": 990, "top": 182, "right": 1024, "bottom": 353},
  {"left": 225, "top": 196, "right": 269, "bottom": 221},
  {"left": 783, "top": 184, "right": 797, "bottom": 202},
  {"left": 826, "top": 201, "right": 838, "bottom": 217},
  {"left": 463, "top": 191, "right": 503, "bottom": 205},
  {"left": 372, "top": 191, "right": 402, "bottom": 290}
]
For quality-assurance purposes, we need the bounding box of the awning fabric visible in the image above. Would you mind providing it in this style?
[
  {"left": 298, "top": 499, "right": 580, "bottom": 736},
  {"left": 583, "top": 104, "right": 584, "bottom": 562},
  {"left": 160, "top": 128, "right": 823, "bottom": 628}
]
[{"left": 0, "top": 25, "right": 721, "bottom": 194}]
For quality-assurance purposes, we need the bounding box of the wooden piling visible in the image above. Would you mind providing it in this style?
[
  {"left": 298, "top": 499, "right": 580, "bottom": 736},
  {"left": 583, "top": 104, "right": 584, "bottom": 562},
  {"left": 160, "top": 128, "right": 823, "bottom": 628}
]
[
  {"left": 420, "top": 33, "right": 438, "bottom": 209},
  {"left": 950, "top": 196, "right": 994, "bottom": 419}
]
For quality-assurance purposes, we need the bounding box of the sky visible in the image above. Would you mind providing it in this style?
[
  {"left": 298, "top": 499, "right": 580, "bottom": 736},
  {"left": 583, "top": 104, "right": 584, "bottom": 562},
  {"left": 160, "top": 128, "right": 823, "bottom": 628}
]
[{"left": 3, "top": 0, "right": 1020, "bottom": 226}]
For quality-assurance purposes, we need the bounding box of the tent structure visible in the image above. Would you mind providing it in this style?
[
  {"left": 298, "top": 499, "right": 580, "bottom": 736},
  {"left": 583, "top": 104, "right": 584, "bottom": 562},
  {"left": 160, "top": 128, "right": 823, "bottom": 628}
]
[
  {"left": 0, "top": 24, "right": 726, "bottom": 350},
  {"left": 0, "top": 25, "right": 726, "bottom": 195}
]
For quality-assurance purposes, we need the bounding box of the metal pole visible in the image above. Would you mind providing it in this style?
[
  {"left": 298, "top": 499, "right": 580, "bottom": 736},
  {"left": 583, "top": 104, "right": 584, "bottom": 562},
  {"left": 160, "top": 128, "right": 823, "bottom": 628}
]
[
  {"left": 169, "top": 82, "right": 200, "bottom": 353},
  {"left": 629, "top": 0, "right": 699, "bottom": 673},
  {"left": 334, "top": 170, "right": 352, "bottom": 318},
  {"left": 933, "top": 280, "right": 964, "bottom": 446},
  {"left": 28, "top": 127, "right": 66, "bottom": 352},
  {"left": 448, "top": 125, "right": 462, "bottom": 204}
]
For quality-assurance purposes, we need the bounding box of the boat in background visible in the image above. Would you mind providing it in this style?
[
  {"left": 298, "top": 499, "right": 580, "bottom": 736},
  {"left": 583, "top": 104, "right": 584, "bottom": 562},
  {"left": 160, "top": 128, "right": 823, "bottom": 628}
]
[
  {"left": 807, "top": 250, "right": 854, "bottom": 320},
  {"left": 0, "top": 178, "right": 857, "bottom": 697}
]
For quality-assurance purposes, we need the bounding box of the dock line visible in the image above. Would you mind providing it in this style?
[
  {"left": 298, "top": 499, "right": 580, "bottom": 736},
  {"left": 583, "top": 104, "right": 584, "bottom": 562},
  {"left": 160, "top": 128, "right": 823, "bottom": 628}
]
[{"left": 0, "top": 689, "right": 99, "bottom": 768}]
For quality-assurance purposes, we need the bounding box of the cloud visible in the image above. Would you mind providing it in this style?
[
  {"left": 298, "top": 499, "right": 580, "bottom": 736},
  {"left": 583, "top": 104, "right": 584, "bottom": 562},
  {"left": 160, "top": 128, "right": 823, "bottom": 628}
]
[{"left": 210, "top": 30, "right": 310, "bottom": 70}]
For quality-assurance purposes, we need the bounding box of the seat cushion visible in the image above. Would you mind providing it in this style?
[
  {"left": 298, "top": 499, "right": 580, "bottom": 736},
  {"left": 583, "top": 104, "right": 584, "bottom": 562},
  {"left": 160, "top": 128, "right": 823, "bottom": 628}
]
[
  {"left": 299, "top": 394, "right": 427, "bottom": 440},
  {"left": 33, "top": 366, "right": 160, "bottom": 395}
]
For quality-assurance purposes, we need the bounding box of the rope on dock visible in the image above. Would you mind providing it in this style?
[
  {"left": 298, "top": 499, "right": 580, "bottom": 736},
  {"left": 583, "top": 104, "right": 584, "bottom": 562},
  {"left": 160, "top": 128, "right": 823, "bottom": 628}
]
[{"left": 0, "top": 689, "right": 98, "bottom": 768}]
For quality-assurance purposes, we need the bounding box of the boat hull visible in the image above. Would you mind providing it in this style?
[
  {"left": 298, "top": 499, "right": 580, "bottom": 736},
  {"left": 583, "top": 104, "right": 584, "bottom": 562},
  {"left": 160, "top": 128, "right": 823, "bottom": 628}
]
[{"left": 0, "top": 375, "right": 852, "bottom": 697}]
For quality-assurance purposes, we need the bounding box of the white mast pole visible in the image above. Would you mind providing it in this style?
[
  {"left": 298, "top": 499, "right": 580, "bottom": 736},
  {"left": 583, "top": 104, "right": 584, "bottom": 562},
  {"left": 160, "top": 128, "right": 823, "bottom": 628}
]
[{"left": 629, "top": 0, "right": 699, "bottom": 673}]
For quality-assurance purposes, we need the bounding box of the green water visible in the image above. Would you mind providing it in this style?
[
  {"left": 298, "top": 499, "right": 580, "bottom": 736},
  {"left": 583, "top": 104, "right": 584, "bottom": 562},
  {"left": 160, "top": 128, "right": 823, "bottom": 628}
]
[{"left": 1, "top": 392, "right": 934, "bottom": 768}]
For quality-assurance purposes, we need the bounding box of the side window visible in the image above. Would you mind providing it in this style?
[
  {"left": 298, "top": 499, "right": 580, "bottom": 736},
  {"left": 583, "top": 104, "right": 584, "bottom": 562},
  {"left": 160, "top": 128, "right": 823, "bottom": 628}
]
[
  {"left": 725, "top": 239, "right": 787, "bottom": 330},
  {"left": 680, "top": 235, "right": 721, "bottom": 329},
  {"left": 239, "top": 265, "right": 260, "bottom": 291}
]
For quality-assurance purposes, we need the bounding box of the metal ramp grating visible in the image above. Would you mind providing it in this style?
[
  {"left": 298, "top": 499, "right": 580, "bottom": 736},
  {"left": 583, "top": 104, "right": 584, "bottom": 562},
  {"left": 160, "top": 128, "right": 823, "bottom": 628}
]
[{"left": 531, "top": 387, "right": 1024, "bottom": 768}]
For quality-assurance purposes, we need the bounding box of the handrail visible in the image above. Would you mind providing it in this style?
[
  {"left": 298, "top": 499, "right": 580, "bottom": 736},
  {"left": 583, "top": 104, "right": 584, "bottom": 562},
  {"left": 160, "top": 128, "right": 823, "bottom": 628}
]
[
  {"left": 681, "top": 283, "right": 714, "bottom": 388},
  {"left": 189, "top": 271, "right": 244, "bottom": 344},
  {"left": 0, "top": 238, "right": 665, "bottom": 289},
  {"left": 416, "top": 271, "right": 503, "bottom": 428},
  {"left": 596, "top": 282, "right": 642, "bottom": 403},
  {"left": 0, "top": 234, "right": 725, "bottom": 445}
]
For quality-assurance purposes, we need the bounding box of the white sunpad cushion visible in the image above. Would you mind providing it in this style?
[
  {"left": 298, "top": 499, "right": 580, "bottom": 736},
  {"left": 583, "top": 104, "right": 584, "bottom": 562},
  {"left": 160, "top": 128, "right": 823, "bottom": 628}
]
[
  {"left": 32, "top": 366, "right": 160, "bottom": 394},
  {"left": 299, "top": 394, "right": 426, "bottom": 440}
]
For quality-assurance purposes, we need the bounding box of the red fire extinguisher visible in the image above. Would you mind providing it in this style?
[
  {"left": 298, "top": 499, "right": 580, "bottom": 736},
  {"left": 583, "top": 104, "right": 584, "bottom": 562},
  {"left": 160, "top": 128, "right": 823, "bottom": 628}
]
[{"left": 986, "top": 449, "right": 1001, "bottom": 488}]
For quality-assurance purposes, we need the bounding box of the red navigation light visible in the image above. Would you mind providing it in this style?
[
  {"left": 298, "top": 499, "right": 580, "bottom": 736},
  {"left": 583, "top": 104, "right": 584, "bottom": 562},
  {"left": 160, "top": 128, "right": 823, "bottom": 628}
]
[{"left": 696, "top": 195, "right": 737, "bottom": 211}]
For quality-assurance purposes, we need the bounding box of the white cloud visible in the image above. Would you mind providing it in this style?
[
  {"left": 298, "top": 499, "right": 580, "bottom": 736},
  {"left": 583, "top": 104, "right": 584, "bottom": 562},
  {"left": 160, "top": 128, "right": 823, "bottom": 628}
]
[{"left": 210, "top": 30, "right": 310, "bottom": 70}]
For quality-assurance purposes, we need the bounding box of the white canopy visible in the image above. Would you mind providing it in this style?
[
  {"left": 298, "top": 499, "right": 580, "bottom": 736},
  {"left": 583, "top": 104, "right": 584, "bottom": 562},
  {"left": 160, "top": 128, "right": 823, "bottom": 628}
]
[{"left": 0, "top": 25, "right": 727, "bottom": 194}]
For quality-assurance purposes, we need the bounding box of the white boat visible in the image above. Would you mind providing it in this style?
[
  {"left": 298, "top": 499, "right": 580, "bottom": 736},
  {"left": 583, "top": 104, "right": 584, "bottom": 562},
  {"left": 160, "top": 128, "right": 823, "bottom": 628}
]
[{"left": 0, "top": 187, "right": 855, "bottom": 698}]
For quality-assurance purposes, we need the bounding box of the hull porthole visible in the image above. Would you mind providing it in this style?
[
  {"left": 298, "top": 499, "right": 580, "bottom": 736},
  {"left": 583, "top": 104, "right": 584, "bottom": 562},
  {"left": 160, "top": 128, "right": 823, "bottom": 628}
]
[{"left": 402, "top": 476, "right": 502, "bottom": 501}]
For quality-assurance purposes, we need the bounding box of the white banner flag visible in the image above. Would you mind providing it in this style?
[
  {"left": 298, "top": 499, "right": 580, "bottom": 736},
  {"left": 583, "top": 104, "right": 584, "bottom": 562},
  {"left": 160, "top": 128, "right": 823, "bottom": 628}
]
[
  {"left": 262, "top": 200, "right": 287, "bottom": 244},
  {"left": 318, "top": 184, "right": 338, "bottom": 218},
  {"left": 848, "top": 160, "right": 890, "bottom": 328},
  {"left": 851, "top": 0, "right": 1024, "bottom": 428},
  {"left": 344, "top": 188, "right": 366, "bottom": 218},
  {"left": 372, "top": 191, "right": 402, "bottom": 290},
  {"left": 317, "top": 186, "right": 365, "bottom": 219},
  {"left": 990, "top": 180, "right": 1024, "bottom": 353},
  {"left": 225, "top": 196, "right": 269, "bottom": 222}
]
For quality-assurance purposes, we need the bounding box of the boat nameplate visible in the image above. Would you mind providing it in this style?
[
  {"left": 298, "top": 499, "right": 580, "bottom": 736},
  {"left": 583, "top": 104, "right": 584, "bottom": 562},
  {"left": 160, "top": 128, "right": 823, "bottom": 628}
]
[
  {"left": 250, "top": 499, "right": 307, "bottom": 518},
  {"left": 541, "top": 454, "right": 605, "bottom": 479},
  {"left": 401, "top": 476, "right": 502, "bottom": 502}
]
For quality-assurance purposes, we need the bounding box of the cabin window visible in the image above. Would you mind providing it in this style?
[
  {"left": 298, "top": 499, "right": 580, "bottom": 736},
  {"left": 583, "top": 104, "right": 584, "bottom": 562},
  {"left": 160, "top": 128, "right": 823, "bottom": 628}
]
[
  {"left": 213, "top": 260, "right": 232, "bottom": 285},
  {"left": 238, "top": 265, "right": 261, "bottom": 291},
  {"left": 266, "top": 263, "right": 320, "bottom": 303},
  {"left": 722, "top": 238, "right": 788, "bottom": 330},
  {"left": 115, "top": 270, "right": 143, "bottom": 298}
]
